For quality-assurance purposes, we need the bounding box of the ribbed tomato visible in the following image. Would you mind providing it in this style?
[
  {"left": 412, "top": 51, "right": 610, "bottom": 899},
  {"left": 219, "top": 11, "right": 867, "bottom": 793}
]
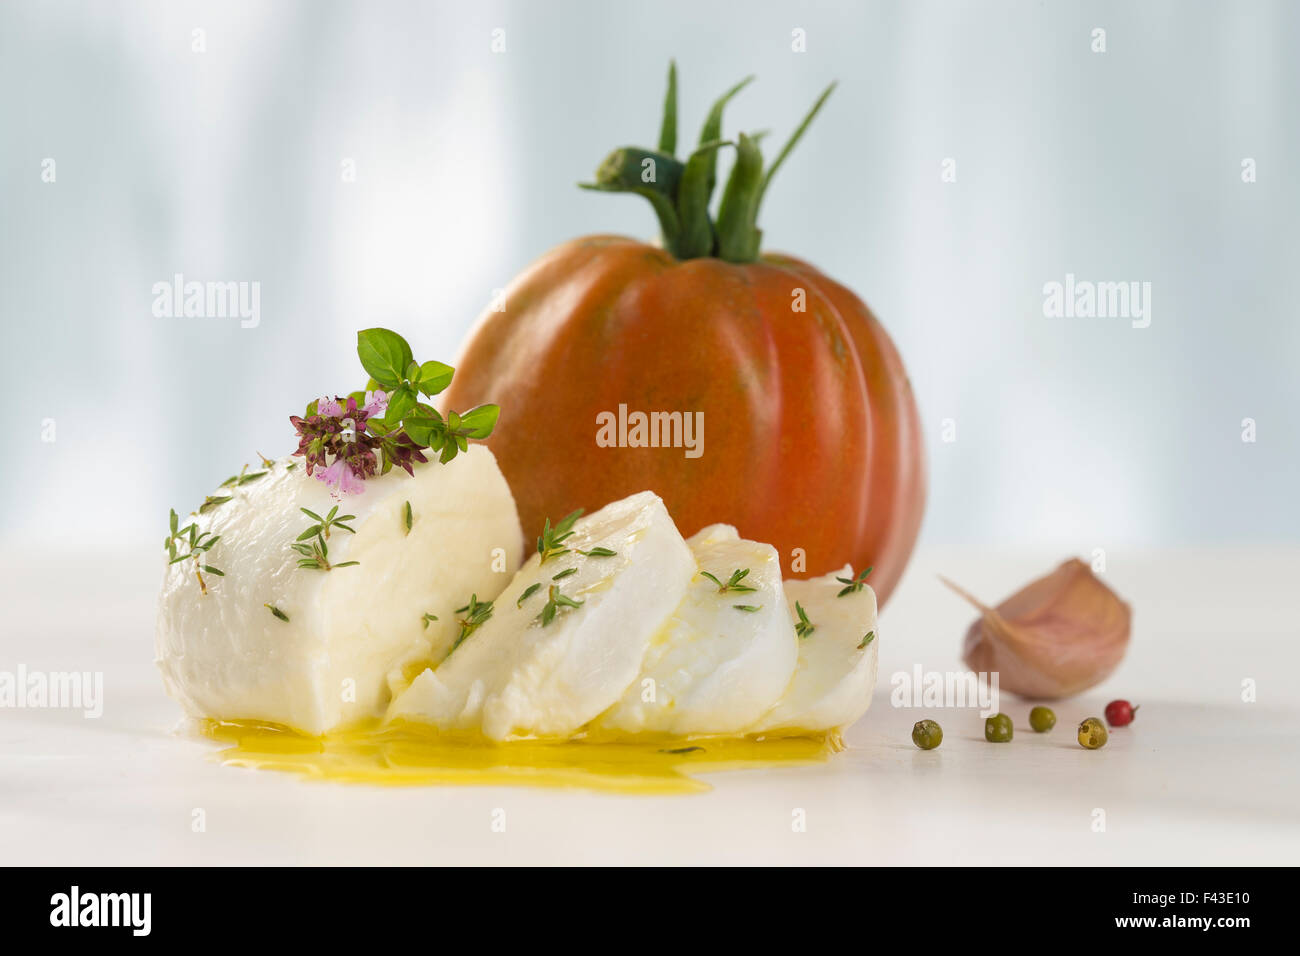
[{"left": 441, "top": 66, "right": 926, "bottom": 604}]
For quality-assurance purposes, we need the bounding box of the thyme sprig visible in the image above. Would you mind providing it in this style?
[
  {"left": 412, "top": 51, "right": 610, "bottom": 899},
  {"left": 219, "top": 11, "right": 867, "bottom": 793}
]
[
  {"left": 290, "top": 533, "right": 359, "bottom": 571},
  {"left": 537, "top": 509, "right": 583, "bottom": 564},
  {"left": 516, "top": 582, "right": 542, "bottom": 607},
  {"left": 577, "top": 547, "right": 617, "bottom": 557},
  {"left": 858, "top": 630, "right": 875, "bottom": 649},
  {"left": 734, "top": 604, "right": 762, "bottom": 612},
  {"left": 298, "top": 505, "right": 356, "bottom": 541},
  {"left": 836, "top": 565, "right": 873, "bottom": 597},
  {"left": 794, "top": 601, "right": 815, "bottom": 640},
  {"left": 220, "top": 464, "right": 268, "bottom": 489},
  {"left": 700, "top": 568, "right": 757, "bottom": 594},
  {"left": 449, "top": 594, "right": 493, "bottom": 652},
  {"left": 421, "top": 612, "right": 439, "bottom": 629},
  {"left": 199, "top": 495, "right": 232, "bottom": 514},
  {"left": 265, "top": 603, "right": 290, "bottom": 623},
  {"left": 165, "top": 509, "right": 224, "bottom": 595},
  {"left": 536, "top": 584, "right": 584, "bottom": 627}
]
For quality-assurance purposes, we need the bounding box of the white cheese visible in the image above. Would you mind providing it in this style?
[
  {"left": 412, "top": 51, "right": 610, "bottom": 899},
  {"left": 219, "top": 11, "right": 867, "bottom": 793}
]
[
  {"left": 749, "top": 566, "right": 879, "bottom": 734},
  {"left": 595, "top": 524, "right": 797, "bottom": 736},
  {"left": 155, "top": 445, "right": 524, "bottom": 735},
  {"left": 387, "top": 491, "right": 695, "bottom": 741}
]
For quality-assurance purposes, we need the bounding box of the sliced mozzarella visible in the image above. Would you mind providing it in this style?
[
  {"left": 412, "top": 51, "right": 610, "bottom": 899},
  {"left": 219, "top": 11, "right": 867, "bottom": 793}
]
[
  {"left": 156, "top": 445, "right": 524, "bottom": 735},
  {"left": 387, "top": 491, "right": 694, "bottom": 741},
  {"left": 750, "top": 566, "right": 879, "bottom": 734},
  {"left": 595, "top": 524, "right": 797, "bottom": 736}
]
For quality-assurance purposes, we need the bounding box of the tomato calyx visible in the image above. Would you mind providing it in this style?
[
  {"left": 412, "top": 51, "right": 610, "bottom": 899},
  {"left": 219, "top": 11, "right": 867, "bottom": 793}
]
[{"left": 578, "top": 62, "right": 834, "bottom": 264}]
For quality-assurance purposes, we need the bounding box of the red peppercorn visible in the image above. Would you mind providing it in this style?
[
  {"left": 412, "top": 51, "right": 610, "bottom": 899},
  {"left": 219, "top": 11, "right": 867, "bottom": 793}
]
[{"left": 1104, "top": 699, "right": 1139, "bottom": 727}]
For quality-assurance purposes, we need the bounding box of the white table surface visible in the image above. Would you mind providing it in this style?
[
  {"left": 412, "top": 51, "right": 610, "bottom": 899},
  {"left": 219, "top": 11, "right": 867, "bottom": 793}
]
[{"left": 3, "top": 541, "right": 1297, "bottom": 866}]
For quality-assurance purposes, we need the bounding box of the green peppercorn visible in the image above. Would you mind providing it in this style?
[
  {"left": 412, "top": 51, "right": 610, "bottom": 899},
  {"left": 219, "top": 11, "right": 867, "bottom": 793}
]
[
  {"left": 984, "top": 713, "right": 1014, "bottom": 742},
  {"left": 1078, "top": 717, "right": 1108, "bottom": 750},
  {"left": 911, "top": 719, "right": 943, "bottom": 750},
  {"left": 1029, "top": 706, "right": 1056, "bottom": 733}
]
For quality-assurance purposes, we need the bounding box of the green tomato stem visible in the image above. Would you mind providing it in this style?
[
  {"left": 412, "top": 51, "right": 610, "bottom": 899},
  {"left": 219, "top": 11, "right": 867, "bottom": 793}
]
[
  {"left": 658, "top": 61, "right": 678, "bottom": 155},
  {"left": 581, "top": 67, "right": 834, "bottom": 264}
]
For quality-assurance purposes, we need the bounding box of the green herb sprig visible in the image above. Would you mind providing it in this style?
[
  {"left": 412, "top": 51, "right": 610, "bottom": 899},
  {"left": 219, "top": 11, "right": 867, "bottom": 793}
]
[
  {"left": 165, "top": 509, "right": 224, "bottom": 595},
  {"left": 290, "top": 533, "right": 359, "bottom": 572},
  {"left": 858, "top": 630, "right": 875, "bottom": 649},
  {"left": 220, "top": 464, "right": 268, "bottom": 489},
  {"left": 536, "top": 585, "right": 584, "bottom": 627},
  {"left": 292, "top": 328, "right": 501, "bottom": 485},
  {"left": 700, "top": 568, "right": 757, "bottom": 594},
  {"left": 421, "top": 612, "right": 439, "bottom": 629},
  {"left": 449, "top": 594, "right": 493, "bottom": 652},
  {"left": 794, "top": 601, "right": 815, "bottom": 640},
  {"left": 516, "top": 582, "right": 542, "bottom": 607},
  {"left": 353, "top": 328, "right": 499, "bottom": 468},
  {"left": 298, "top": 505, "right": 356, "bottom": 541},
  {"left": 537, "top": 509, "right": 583, "bottom": 564},
  {"left": 836, "top": 565, "right": 873, "bottom": 597},
  {"left": 265, "top": 603, "right": 290, "bottom": 623}
]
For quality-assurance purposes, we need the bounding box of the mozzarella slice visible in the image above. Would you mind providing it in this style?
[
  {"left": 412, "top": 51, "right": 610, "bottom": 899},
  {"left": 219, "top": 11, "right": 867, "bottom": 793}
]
[
  {"left": 595, "top": 524, "right": 797, "bottom": 736},
  {"left": 156, "top": 445, "right": 524, "bottom": 735},
  {"left": 750, "top": 566, "right": 879, "bottom": 734},
  {"left": 387, "top": 491, "right": 694, "bottom": 741}
]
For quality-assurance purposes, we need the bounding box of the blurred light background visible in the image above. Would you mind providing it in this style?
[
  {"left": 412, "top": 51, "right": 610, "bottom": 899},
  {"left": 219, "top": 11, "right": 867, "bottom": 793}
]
[{"left": 2, "top": 0, "right": 1297, "bottom": 555}]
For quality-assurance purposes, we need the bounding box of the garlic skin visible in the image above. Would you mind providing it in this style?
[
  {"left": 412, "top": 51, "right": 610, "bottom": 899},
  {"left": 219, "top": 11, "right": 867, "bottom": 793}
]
[{"left": 945, "top": 559, "right": 1132, "bottom": 700}]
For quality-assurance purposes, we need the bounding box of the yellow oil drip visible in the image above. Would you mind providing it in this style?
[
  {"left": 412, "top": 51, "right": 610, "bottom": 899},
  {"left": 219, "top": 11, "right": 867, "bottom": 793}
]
[{"left": 200, "top": 719, "right": 834, "bottom": 795}]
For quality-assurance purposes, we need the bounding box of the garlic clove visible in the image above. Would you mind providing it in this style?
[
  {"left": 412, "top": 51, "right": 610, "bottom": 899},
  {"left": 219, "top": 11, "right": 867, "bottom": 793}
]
[{"left": 942, "top": 559, "right": 1131, "bottom": 700}]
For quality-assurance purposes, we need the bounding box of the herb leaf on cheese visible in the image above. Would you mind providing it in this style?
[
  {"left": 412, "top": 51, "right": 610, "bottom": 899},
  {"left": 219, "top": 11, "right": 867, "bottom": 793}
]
[
  {"left": 289, "top": 328, "right": 501, "bottom": 497},
  {"left": 290, "top": 533, "right": 359, "bottom": 572},
  {"left": 220, "top": 464, "right": 268, "bottom": 488},
  {"left": 516, "top": 582, "right": 543, "bottom": 607},
  {"left": 835, "top": 565, "right": 873, "bottom": 597},
  {"left": 700, "top": 568, "right": 758, "bottom": 594},
  {"left": 165, "top": 510, "right": 224, "bottom": 595},
  {"left": 298, "top": 505, "right": 356, "bottom": 541},
  {"left": 794, "top": 601, "right": 815, "bottom": 640},
  {"left": 450, "top": 594, "right": 494, "bottom": 652},
  {"left": 199, "top": 495, "right": 233, "bottom": 514},
  {"left": 536, "top": 585, "right": 584, "bottom": 627},
  {"left": 537, "top": 509, "right": 584, "bottom": 564}
]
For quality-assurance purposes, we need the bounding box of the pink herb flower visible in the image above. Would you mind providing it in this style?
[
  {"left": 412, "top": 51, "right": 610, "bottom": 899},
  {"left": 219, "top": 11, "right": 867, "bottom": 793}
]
[{"left": 290, "top": 391, "right": 427, "bottom": 496}]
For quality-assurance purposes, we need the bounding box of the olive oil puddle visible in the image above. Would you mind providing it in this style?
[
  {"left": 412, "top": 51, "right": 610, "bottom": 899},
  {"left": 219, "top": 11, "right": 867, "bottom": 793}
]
[{"left": 200, "top": 719, "right": 833, "bottom": 794}]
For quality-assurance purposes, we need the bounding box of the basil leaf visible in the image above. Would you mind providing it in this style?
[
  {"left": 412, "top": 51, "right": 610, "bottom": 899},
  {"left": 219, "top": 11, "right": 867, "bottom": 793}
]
[
  {"left": 416, "top": 360, "right": 455, "bottom": 397},
  {"left": 457, "top": 403, "right": 500, "bottom": 440},
  {"left": 402, "top": 412, "right": 443, "bottom": 447},
  {"left": 356, "top": 328, "right": 413, "bottom": 387},
  {"left": 382, "top": 385, "right": 417, "bottom": 424}
]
